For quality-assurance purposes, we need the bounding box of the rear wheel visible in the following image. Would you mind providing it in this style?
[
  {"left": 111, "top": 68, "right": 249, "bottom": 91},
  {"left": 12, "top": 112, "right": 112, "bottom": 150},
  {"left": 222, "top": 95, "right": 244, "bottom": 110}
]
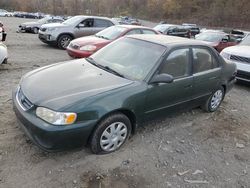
[
  {"left": 57, "top": 34, "right": 73, "bottom": 49},
  {"left": 202, "top": 86, "right": 225, "bottom": 112},
  {"left": 32, "top": 27, "right": 39, "bottom": 34},
  {"left": 90, "top": 113, "right": 132, "bottom": 154}
]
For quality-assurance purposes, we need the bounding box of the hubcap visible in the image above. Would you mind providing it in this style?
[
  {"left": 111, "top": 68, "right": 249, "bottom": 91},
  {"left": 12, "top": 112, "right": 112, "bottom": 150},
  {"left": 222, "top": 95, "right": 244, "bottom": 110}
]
[
  {"left": 100, "top": 122, "right": 128, "bottom": 152},
  {"left": 211, "top": 90, "right": 223, "bottom": 110},
  {"left": 61, "top": 37, "right": 71, "bottom": 48}
]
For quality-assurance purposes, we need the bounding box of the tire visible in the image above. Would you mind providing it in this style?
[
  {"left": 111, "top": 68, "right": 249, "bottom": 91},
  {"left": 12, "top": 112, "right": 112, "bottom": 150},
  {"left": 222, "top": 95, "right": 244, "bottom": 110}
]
[
  {"left": 32, "top": 27, "right": 39, "bottom": 34},
  {"left": 57, "top": 34, "right": 73, "bottom": 49},
  {"left": 90, "top": 113, "right": 132, "bottom": 154},
  {"left": 202, "top": 86, "right": 225, "bottom": 112}
]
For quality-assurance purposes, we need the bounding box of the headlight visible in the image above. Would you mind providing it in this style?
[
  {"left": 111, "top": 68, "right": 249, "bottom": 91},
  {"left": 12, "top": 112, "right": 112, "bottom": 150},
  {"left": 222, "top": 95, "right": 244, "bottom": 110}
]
[
  {"left": 47, "top": 28, "right": 58, "bottom": 32},
  {"left": 79, "top": 45, "right": 97, "bottom": 51},
  {"left": 220, "top": 51, "right": 231, "bottom": 60},
  {"left": 36, "top": 107, "right": 77, "bottom": 125}
]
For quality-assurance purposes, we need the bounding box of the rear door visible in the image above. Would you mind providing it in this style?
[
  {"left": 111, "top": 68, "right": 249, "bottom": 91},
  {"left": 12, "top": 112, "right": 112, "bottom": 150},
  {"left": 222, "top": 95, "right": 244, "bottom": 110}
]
[
  {"left": 192, "top": 46, "right": 222, "bottom": 100},
  {"left": 93, "top": 19, "right": 114, "bottom": 34}
]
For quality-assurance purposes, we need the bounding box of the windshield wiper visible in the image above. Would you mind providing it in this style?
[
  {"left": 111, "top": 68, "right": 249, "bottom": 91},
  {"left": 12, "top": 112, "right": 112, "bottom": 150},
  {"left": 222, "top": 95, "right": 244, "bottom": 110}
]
[
  {"left": 86, "top": 57, "right": 125, "bottom": 78},
  {"left": 95, "top": 35, "right": 110, "bottom": 40},
  {"left": 103, "top": 66, "right": 125, "bottom": 78}
]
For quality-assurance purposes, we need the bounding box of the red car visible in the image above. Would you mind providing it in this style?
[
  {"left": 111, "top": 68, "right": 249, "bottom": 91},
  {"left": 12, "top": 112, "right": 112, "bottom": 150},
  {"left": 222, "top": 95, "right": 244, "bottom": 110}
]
[
  {"left": 195, "top": 31, "right": 238, "bottom": 52},
  {"left": 66, "top": 25, "right": 159, "bottom": 58}
]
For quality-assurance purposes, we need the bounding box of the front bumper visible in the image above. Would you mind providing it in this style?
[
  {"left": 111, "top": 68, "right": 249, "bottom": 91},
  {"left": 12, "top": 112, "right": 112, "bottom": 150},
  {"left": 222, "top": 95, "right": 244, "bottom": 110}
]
[
  {"left": 12, "top": 89, "right": 97, "bottom": 151},
  {"left": 38, "top": 32, "right": 57, "bottom": 46},
  {"left": 236, "top": 70, "right": 250, "bottom": 82},
  {"left": 66, "top": 47, "right": 93, "bottom": 58}
]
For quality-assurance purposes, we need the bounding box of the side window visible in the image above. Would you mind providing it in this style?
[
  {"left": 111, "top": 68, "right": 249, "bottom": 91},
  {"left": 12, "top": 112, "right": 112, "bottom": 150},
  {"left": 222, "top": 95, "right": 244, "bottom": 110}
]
[
  {"left": 81, "top": 19, "right": 94, "bottom": 28},
  {"left": 192, "top": 48, "right": 218, "bottom": 73},
  {"left": 94, "top": 19, "right": 110, "bottom": 27},
  {"left": 159, "top": 48, "right": 190, "bottom": 78},
  {"left": 125, "top": 29, "right": 142, "bottom": 35},
  {"left": 142, "top": 29, "right": 157, "bottom": 34}
]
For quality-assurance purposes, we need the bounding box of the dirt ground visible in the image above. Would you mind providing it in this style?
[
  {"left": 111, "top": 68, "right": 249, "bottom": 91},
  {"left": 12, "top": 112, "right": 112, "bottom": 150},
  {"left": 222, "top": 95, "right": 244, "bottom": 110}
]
[{"left": 0, "top": 17, "right": 249, "bottom": 188}]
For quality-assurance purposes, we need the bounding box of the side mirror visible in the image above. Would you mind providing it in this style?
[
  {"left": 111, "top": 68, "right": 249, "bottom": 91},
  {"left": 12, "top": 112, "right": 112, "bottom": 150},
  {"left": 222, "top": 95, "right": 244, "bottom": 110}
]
[
  {"left": 77, "top": 23, "right": 85, "bottom": 28},
  {"left": 221, "top": 38, "right": 228, "bottom": 43},
  {"left": 236, "top": 38, "right": 242, "bottom": 43},
  {"left": 150, "top": 74, "right": 174, "bottom": 84}
]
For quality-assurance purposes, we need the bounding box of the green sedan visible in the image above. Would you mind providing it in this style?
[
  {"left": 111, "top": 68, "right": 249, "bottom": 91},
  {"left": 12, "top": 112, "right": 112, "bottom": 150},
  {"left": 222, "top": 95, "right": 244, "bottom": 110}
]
[{"left": 13, "top": 35, "right": 236, "bottom": 154}]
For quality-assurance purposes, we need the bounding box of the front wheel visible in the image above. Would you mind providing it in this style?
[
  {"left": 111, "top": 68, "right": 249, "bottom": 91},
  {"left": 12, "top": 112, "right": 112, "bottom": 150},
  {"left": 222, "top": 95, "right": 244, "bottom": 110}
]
[
  {"left": 202, "top": 87, "right": 225, "bottom": 112},
  {"left": 32, "top": 27, "right": 39, "bottom": 34},
  {"left": 90, "top": 113, "right": 132, "bottom": 154},
  {"left": 57, "top": 34, "right": 73, "bottom": 49}
]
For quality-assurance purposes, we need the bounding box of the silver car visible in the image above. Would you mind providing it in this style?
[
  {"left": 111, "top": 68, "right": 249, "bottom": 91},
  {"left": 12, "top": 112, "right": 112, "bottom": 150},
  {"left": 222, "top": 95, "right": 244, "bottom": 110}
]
[
  {"left": 38, "top": 15, "right": 117, "bottom": 49},
  {"left": 18, "top": 17, "right": 64, "bottom": 34}
]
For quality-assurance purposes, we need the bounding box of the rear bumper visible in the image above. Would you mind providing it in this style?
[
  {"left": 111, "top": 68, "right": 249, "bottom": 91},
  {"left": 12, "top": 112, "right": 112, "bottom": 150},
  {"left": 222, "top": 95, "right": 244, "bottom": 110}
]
[{"left": 12, "top": 89, "right": 97, "bottom": 151}]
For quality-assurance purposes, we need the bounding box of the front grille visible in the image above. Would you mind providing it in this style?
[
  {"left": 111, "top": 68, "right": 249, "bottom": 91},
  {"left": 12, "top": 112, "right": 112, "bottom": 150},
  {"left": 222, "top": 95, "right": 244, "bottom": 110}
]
[
  {"left": 40, "top": 28, "right": 47, "bottom": 32},
  {"left": 230, "top": 55, "right": 250, "bottom": 64},
  {"left": 16, "top": 87, "right": 34, "bottom": 111},
  {"left": 70, "top": 43, "right": 80, "bottom": 49}
]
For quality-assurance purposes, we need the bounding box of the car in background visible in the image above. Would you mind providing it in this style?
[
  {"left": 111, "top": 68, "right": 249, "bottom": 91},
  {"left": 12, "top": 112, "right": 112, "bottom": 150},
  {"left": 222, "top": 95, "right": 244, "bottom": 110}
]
[
  {"left": 113, "top": 17, "right": 141, "bottom": 25},
  {"left": 183, "top": 25, "right": 200, "bottom": 37},
  {"left": 154, "top": 24, "right": 191, "bottom": 38},
  {"left": 39, "top": 15, "right": 117, "bottom": 49},
  {"left": 195, "top": 32, "right": 238, "bottom": 52},
  {"left": 0, "top": 9, "right": 13, "bottom": 17},
  {"left": 13, "top": 35, "right": 236, "bottom": 154},
  {"left": 0, "top": 42, "right": 7, "bottom": 64},
  {"left": 221, "top": 35, "right": 250, "bottom": 82},
  {"left": 18, "top": 17, "right": 65, "bottom": 34},
  {"left": 67, "top": 25, "right": 158, "bottom": 58}
]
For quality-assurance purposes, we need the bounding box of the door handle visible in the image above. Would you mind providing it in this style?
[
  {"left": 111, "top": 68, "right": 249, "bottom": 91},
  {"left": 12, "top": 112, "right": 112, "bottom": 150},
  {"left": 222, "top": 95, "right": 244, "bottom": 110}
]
[
  {"left": 209, "top": 77, "right": 217, "bottom": 80},
  {"left": 184, "top": 84, "right": 192, "bottom": 88}
]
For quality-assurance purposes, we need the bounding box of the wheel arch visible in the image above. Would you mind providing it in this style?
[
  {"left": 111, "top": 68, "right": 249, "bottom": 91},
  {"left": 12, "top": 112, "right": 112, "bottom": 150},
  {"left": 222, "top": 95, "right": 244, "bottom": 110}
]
[
  {"left": 56, "top": 33, "right": 75, "bottom": 41},
  {"left": 87, "top": 108, "right": 137, "bottom": 145}
]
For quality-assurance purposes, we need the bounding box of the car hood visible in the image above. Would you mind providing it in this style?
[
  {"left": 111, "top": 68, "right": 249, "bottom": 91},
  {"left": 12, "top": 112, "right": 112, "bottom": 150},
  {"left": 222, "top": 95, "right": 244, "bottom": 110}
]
[
  {"left": 20, "top": 59, "right": 134, "bottom": 110},
  {"left": 223, "top": 45, "right": 250, "bottom": 58},
  {"left": 21, "top": 22, "right": 40, "bottom": 27},
  {"left": 71, "top": 36, "right": 110, "bottom": 46},
  {"left": 41, "top": 23, "right": 66, "bottom": 29}
]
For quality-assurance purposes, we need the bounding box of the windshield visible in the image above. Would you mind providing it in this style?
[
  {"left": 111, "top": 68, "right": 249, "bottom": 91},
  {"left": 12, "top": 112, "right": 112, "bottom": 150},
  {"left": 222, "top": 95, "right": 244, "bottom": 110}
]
[
  {"left": 37, "top": 17, "right": 50, "bottom": 24},
  {"left": 90, "top": 38, "right": 166, "bottom": 81},
  {"left": 154, "top": 24, "right": 173, "bottom": 33},
  {"left": 196, "top": 33, "right": 223, "bottom": 42},
  {"left": 95, "top": 26, "right": 127, "bottom": 40},
  {"left": 63, "top": 16, "right": 83, "bottom": 25},
  {"left": 240, "top": 35, "right": 250, "bottom": 46}
]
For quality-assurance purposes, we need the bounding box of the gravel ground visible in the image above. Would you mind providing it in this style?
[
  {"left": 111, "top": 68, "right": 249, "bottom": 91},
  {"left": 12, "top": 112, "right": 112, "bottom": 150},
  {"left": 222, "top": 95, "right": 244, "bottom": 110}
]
[{"left": 0, "top": 17, "right": 249, "bottom": 188}]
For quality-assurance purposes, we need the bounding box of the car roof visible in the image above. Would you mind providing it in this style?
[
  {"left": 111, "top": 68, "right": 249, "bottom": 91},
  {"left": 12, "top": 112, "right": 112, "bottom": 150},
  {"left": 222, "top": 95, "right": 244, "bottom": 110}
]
[
  {"left": 75, "top": 15, "right": 112, "bottom": 20},
  {"left": 117, "top": 24, "right": 154, "bottom": 29},
  {"left": 127, "top": 34, "right": 208, "bottom": 47}
]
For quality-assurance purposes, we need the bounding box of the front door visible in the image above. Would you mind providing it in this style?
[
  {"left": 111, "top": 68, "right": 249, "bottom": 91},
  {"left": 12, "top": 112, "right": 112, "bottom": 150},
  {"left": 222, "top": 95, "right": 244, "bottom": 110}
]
[
  {"left": 74, "top": 18, "right": 94, "bottom": 38},
  {"left": 145, "top": 48, "right": 193, "bottom": 119}
]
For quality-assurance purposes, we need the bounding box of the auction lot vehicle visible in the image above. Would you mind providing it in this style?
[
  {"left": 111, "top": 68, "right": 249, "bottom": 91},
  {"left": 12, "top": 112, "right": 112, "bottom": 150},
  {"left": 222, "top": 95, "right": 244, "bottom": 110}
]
[
  {"left": 221, "top": 35, "right": 250, "bottom": 82},
  {"left": 0, "top": 42, "right": 8, "bottom": 64},
  {"left": 18, "top": 17, "right": 64, "bottom": 34},
  {"left": 67, "top": 25, "right": 158, "bottom": 58},
  {"left": 0, "top": 9, "right": 13, "bottom": 17},
  {"left": 13, "top": 35, "right": 236, "bottom": 154},
  {"left": 39, "top": 15, "right": 116, "bottom": 49},
  {"left": 154, "top": 24, "right": 191, "bottom": 38},
  {"left": 195, "top": 31, "right": 238, "bottom": 52}
]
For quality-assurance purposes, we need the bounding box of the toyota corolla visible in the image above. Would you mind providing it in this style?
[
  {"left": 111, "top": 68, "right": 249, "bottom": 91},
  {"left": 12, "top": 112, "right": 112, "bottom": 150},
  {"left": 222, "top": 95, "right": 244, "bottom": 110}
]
[{"left": 13, "top": 35, "right": 236, "bottom": 154}]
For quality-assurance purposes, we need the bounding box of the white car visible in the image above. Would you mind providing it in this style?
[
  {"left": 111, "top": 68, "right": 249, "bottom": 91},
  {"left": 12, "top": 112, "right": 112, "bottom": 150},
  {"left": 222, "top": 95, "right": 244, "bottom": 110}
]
[
  {"left": 0, "top": 42, "right": 7, "bottom": 64},
  {"left": 0, "top": 9, "right": 13, "bottom": 17},
  {"left": 220, "top": 35, "right": 250, "bottom": 82}
]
